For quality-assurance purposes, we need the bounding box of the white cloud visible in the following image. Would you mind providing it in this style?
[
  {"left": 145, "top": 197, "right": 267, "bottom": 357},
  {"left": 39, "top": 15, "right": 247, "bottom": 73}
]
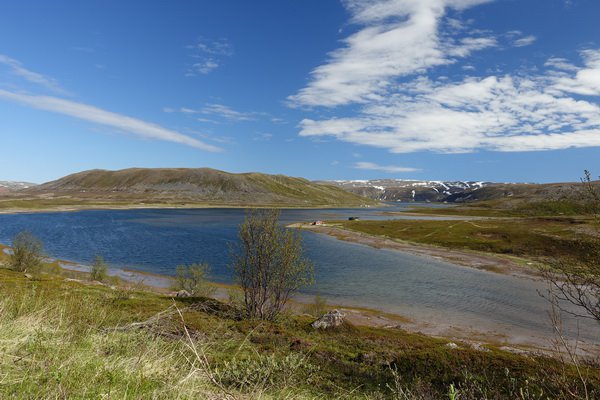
[
  {"left": 186, "top": 38, "right": 233, "bottom": 76},
  {"left": 0, "top": 54, "right": 65, "bottom": 93},
  {"left": 163, "top": 104, "right": 263, "bottom": 122},
  {"left": 292, "top": 1, "right": 600, "bottom": 154},
  {"left": 190, "top": 60, "right": 219, "bottom": 75},
  {"left": 288, "top": 0, "right": 495, "bottom": 107},
  {"left": 545, "top": 57, "right": 578, "bottom": 72},
  {"left": 550, "top": 49, "right": 600, "bottom": 96},
  {"left": 513, "top": 35, "right": 536, "bottom": 47},
  {"left": 355, "top": 161, "right": 421, "bottom": 173},
  {"left": 0, "top": 89, "right": 222, "bottom": 152},
  {"left": 299, "top": 50, "right": 600, "bottom": 153},
  {"left": 201, "top": 104, "right": 261, "bottom": 121},
  {"left": 505, "top": 31, "right": 536, "bottom": 47},
  {"left": 189, "top": 38, "right": 233, "bottom": 57}
]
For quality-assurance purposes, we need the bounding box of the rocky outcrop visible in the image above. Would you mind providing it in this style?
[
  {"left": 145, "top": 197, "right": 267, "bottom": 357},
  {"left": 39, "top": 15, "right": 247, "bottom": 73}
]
[{"left": 311, "top": 309, "right": 346, "bottom": 329}]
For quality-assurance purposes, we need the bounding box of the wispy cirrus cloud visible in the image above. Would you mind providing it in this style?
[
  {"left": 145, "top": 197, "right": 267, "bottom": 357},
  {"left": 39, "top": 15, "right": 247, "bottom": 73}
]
[
  {"left": 0, "top": 89, "right": 222, "bottom": 152},
  {"left": 513, "top": 35, "right": 536, "bottom": 47},
  {"left": 166, "top": 103, "right": 263, "bottom": 122},
  {"left": 292, "top": 0, "right": 600, "bottom": 154},
  {"left": 288, "top": 0, "right": 495, "bottom": 107},
  {"left": 355, "top": 162, "right": 421, "bottom": 173},
  {"left": 505, "top": 31, "right": 537, "bottom": 47},
  {"left": 202, "top": 103, "right": 261, "bottom": 121},
  {"left": 0, "top": 54, "right": 66, "bottom": 94},
  {"left": 186, "top": 38, "right": 233, "bottom": 76}
]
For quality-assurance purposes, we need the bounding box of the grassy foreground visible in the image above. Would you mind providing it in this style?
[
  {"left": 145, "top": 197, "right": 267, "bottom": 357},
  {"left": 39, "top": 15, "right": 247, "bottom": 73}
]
[{"left": 0, "top": 250, "right": 598, "bottom": 398}]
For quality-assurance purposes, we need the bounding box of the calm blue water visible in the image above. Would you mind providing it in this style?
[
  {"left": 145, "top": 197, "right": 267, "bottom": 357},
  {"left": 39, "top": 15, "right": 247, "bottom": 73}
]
[{"left": 0, "top": 206, "right": 597, "bottom": 346}]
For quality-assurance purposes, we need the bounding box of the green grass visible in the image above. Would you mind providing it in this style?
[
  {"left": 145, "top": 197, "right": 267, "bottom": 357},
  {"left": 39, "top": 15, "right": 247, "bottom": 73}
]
[
  {"left": 340, "top": 217, "right": 598, "bottom": 265},
  {"left": 409, "top": 199, "right": 600, "bottom": 218},
  {"left": 0, "top": 262, "right": 598, "bottom": 398}
]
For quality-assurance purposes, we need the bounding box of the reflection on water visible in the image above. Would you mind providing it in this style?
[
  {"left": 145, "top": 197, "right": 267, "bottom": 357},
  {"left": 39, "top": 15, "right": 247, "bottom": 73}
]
[{"left": 0, "top": 206, "right": 597, "bottom": 346}]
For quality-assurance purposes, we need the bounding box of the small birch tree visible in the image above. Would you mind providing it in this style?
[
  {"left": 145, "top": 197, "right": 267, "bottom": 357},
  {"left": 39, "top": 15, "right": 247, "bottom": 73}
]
[
  {"left": 9, "top": 231, "right": 44, "bottom": 273},
  {"left": 231, "top": 209, "right": 314, "bottom": 321}
]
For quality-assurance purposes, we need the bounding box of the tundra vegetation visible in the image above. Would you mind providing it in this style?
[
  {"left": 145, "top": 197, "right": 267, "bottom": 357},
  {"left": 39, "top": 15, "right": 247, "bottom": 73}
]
[
  {"left": 1, "top": 179, "right": 600, "bottom": 397},
  {"left": 0, "top": 244, "right": 598, "bottom": 399}
]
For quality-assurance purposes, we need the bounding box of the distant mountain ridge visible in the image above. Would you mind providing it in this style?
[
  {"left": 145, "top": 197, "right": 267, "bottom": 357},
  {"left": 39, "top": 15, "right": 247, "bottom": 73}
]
[
  {"left": 319, "top": 179, "right": 561, "bottom": 203},
  {"left": 0, "top": 181, "right": 37, "bottom": 193},
  {"left": 24, "top": 168, "right": 376, "bottom": 207}
]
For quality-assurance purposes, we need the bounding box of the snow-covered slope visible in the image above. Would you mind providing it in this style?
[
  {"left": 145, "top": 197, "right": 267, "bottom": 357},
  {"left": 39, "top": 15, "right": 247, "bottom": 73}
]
[
  {"left": 320, "top": 179, "right": 495, "bottom": 202},
  {"left": 0, "top": 181, "right": 37, "bottom": 193}
]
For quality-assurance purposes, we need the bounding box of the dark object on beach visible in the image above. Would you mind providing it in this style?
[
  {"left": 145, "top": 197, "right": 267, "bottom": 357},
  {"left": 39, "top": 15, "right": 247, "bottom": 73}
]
[{"left": 348, "top": 216, "right": 360, "bottom": 221}]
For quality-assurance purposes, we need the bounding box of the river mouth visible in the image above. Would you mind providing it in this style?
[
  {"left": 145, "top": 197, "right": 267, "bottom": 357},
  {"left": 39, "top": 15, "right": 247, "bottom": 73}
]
[{"left": 0, "top": 205, "right": 598, "bottom": 353}]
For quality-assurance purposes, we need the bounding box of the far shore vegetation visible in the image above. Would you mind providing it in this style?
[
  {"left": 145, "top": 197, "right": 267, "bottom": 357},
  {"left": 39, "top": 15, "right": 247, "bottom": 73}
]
[{"left": 337, "top": 216, "right": 597, "bottom": 268}]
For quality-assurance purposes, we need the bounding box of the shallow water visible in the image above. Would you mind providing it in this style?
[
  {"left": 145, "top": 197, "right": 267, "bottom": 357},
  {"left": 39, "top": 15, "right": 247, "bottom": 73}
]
[{"left": 0, "top": 206, "right": 597, "bottom": 347}]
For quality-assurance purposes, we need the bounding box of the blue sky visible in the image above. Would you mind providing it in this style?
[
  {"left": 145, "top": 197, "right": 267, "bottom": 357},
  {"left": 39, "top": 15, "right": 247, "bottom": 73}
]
[{"left": 1, "top": 0, "right": 599, "bottom": 184}]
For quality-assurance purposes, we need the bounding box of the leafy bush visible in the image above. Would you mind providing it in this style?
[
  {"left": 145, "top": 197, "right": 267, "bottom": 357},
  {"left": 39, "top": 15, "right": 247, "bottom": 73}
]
[
  {"left": 173, "top": 263, "right": 215, "bottom": 297},
  {"left": 9, "top": 231, "right": 43, "bottom": 273},
  {"left": 90, "top": 255, "right": 108, "bottom": 282}
]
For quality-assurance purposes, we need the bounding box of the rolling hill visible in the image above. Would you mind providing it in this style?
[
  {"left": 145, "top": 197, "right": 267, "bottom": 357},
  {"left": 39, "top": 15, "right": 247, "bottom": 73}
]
[{"left": 12, "top": 168, "right": 377, "bottom": 208}]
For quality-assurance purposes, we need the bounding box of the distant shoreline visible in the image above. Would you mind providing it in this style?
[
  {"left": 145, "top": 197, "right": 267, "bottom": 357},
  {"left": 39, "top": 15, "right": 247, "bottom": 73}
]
[
  {"left": 0, "top": 202, "right": 383, "bottom": 215},
  {"left": 291, "top": 222, "right": 543, "bottom": 280}
]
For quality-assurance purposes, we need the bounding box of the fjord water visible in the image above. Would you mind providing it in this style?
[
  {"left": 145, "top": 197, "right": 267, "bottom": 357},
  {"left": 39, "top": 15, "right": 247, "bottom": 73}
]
[{"left": 0, "top": 206, "right": 597, "bottom": 346}]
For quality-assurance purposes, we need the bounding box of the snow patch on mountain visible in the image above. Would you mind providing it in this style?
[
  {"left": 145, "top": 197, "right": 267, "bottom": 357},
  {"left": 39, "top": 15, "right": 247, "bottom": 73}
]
[
  {"left": 322, "top": 179, "right": 495, "bottom": 202},
  {"left": 0, "top": 181, "right": 38, "bottom": 192}
]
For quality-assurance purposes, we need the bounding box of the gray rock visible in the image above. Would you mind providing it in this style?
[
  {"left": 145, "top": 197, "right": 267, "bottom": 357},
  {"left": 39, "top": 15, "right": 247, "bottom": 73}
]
[
  {"left": 175, "top": 290, "right": 191, "bottom": 298},
  {"left": 445, "top": 342, "right": 459, "bottom": 349},
  {"left": 471, "top": 343, "right": 490, "bottom": 352},
  {"left": 311, "top": 309, "right": 346, "bottom": 330}
]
